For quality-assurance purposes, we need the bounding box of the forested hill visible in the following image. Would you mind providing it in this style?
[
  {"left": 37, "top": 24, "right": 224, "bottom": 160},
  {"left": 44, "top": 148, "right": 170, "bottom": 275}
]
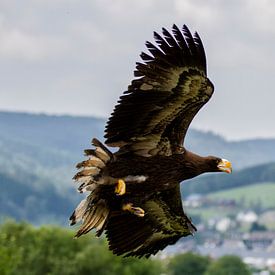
[
  {"left": 2, "top": 111, "right": 275, "bottom": 170},
  {"left": 0, "top": 171, "right": 71, "bottom": 224},
  {"left": 2, "top": 111, "right": 275, "bottom": 224},
  {"left": 0, "top": 111, "right": 104, "bottom": 157}
]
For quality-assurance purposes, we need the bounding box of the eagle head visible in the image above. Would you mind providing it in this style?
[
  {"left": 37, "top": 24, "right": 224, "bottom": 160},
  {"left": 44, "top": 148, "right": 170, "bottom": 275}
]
[{"left": 217, "top": 158, "right": 232, "bottom": 174}]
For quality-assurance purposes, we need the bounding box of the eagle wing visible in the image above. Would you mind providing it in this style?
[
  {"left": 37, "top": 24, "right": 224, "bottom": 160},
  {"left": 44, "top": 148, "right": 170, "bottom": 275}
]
[
  {"left": 105, "top": 25, "right": 214, "bottom": 156},
  {"left": 105, "top": 185, "right": 196, "bottom": 258}
]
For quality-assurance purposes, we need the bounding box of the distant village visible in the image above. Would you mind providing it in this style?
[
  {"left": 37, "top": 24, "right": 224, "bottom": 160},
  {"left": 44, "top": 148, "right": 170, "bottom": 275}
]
[{"left": 160, "top": 193, "right": 275, "bottom": 274}]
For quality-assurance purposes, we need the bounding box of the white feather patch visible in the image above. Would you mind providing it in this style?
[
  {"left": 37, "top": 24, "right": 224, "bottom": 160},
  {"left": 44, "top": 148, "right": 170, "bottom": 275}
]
[{"left": 124, "top": 175, "right": 148, "bottom": 183}]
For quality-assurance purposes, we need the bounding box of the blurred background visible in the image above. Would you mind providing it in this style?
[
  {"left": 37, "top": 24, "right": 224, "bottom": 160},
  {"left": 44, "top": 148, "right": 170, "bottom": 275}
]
[{"left": 1, "top": 0, "right": 275, "bottom": 274}]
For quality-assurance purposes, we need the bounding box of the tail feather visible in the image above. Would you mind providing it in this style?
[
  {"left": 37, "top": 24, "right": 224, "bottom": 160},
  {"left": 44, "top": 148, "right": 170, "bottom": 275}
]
[
  {"left": 69, "top": 198, "right": 89, "bottom": 225},
  {"left": 92, "top": 138, "right": 113, "bottom": 158},
  {"left": 76, "top": 157, "right": 105, "bottom": 169},
  {"left": 70, "top": 138, "right": 112, "bottom": 237},
  {"left": 75, "top": 199, "right": 109, "bottom": 237},
  {"left": 95, "top": 147, "right": 111, "bottom": 163},
  {"left": 73, "top": 167, "right": 100, "bottom": 180}
]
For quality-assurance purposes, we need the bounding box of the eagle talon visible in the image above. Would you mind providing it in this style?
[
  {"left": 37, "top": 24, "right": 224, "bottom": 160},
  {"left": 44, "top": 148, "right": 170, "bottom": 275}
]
[
  {"left": 122, "top": 203, "right": 145, "bottom": 217},
  {"left": 115, "top": 179, "right": 126, "bottom": 196}
]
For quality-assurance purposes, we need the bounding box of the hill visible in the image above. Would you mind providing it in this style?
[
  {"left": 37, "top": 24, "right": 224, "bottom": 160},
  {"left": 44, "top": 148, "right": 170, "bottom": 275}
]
[
  {"left": 2, "top": 111, "right": 275, "bottom": 171},
  {"left": 0, "top": 111, "right": 104, "bottom": 195},
  {"left": 207, "top": 182, "right": 275, "bottom": 209},
  {"left": 2, "top": 111, "right": 275, "bottom": 224},
  {"left": 0, "top": 171, "right": 73, "bottom": 224}
]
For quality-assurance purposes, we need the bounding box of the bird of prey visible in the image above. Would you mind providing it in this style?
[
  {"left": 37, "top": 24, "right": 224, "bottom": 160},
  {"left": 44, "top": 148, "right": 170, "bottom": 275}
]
[{"left": 70, "top": 24, "right": 232, "bottom": 258}]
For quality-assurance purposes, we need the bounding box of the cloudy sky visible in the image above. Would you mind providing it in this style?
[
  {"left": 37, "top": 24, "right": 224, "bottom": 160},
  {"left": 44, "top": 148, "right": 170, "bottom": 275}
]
[{"left": 1, "top": 0, "right": 275, "bottom": 140}]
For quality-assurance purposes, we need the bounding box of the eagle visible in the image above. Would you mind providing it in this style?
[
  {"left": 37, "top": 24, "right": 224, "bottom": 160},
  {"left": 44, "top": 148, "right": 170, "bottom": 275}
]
[{"left": 70, "top": 24, "right": 232, "bottom": 258}]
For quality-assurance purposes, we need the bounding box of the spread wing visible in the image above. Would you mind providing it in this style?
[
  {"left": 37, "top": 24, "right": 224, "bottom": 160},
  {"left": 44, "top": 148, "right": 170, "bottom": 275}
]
[
  {"left": 105, "top": 185, "right": 196, "bottom": 258},
  {"left": 105, "top": 24, "right": 214, "bottom": 156}
]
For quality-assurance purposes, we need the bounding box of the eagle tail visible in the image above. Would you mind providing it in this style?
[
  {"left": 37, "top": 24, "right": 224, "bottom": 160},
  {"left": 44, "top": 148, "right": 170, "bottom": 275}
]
[{"left": 70, "top": 138, "right": 113, "bottom": 237}]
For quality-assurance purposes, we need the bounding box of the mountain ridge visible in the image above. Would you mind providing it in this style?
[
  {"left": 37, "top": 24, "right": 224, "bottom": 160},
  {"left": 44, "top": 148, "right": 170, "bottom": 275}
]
[{"left": 1, "top": 111, "right": 275, "bottom": 224}]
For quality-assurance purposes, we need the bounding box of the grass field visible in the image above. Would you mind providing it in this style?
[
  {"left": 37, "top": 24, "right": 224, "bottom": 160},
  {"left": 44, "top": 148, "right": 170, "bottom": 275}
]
[
  {"left": 185, "top": 182, "right": 275, "bottom": 228},
  {"left": 187, "top": 207, "right": 239, "bottom": 220},
  {"left": 207, "top": 182, "right": 275, "bottom": 209}
]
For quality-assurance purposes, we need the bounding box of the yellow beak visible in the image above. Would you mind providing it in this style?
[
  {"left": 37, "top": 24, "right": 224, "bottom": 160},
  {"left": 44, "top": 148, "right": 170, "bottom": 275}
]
[{"left": 218, "top": 159, "right": 232, "bottom": 174}]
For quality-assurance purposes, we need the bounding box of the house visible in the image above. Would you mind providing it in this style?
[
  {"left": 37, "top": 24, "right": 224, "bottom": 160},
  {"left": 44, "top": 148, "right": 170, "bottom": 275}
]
[
  {"left": 237, "top": 211, "right": 258, "bottom": 224},
  {"left": 243, "top": 232, "right": 275, "bottom": 250}
]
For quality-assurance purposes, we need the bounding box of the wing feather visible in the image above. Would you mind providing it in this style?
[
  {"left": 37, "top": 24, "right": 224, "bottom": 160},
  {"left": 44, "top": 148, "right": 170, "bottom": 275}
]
[
  {"left": 105, "top": 24, "right": 214, "bottom": 156},
  {"left": 105, "top": 185, "right": 196, "bottom": 258}
]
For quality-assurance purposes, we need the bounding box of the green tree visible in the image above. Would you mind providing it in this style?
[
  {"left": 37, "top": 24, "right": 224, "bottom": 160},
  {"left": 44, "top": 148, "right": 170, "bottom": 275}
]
[
  {"left": 0, "top": 220, "right": 163, "bottom": 275},
  {"left": 249, "top": 222, "right": 267, "bottom": 232},
  {"left": 205, "top": 255, "right": 251, "bottom": 275},
  {"left": 168, "top": 252, "right": 211, "bottom": 275}
]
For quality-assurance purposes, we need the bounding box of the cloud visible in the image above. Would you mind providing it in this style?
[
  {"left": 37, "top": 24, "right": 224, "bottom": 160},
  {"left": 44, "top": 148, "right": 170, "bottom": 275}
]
[
  {"left": 1, "top": 0, "right": 275, "bottom": 139},
  {"left": 0, "top": 19, "right": 68, "bottom": 61},
  {"left": 245, "top": 0, "right": 275, "bottom": 33},
  {"left": 173, "top": 0, "right": 223, "bottom": 29}
]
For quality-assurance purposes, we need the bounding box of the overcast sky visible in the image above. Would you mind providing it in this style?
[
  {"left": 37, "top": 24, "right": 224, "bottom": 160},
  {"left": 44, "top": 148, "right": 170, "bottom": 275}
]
[{"left": 1, "top": 0, "right": 275, "bottom": 140}]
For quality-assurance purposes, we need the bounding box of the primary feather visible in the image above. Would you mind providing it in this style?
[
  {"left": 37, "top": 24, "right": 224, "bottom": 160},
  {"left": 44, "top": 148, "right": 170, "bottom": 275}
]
[{"left": 105, "top": 24, "right": 214, "bottom": 156}]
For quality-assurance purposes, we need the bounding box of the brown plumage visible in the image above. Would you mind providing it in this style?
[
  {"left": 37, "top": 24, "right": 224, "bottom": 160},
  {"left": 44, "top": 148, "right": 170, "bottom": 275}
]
[{"left": 70, "top": 24, "right": 232, "bottom": 258}]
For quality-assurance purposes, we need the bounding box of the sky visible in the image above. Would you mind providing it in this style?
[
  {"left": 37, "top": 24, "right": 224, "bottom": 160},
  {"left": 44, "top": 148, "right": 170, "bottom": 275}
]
[{"left": 1, "top": 0, "right": 275, "bottom": 140}]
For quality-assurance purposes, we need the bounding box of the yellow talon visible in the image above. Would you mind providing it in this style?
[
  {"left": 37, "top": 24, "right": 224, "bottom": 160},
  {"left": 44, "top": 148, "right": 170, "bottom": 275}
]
[
  {"left": 122, "top": 203, "right": 145, "bottom": 217},
  {"left": 115, "top": 179, "right": 126, "bottom": 196}
]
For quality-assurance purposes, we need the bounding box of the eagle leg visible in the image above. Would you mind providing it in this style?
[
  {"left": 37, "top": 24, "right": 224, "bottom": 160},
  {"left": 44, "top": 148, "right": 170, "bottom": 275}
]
[
  {"left": 115, "top": 179, "right": 126, "bottom": 196},
  {"left": 122, "top": 203, "right": 145, "bottom": 217}
]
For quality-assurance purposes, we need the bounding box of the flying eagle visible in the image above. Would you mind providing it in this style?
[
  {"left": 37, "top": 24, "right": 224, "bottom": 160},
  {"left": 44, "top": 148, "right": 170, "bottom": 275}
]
[{"left": 70, "top": 24, "right": 232, "bottom": 258}]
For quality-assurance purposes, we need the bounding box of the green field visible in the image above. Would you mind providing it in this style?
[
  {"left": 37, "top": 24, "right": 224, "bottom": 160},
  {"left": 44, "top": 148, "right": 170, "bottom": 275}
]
[
  {"left": 185, "top": 182, "right": 275, "bottom": 227},
  {"left": 207, "top": 182, "right": 275, "bottom": 209},
  {"left": 187, "top": 207, "right": 238, "bottom": 220}
]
